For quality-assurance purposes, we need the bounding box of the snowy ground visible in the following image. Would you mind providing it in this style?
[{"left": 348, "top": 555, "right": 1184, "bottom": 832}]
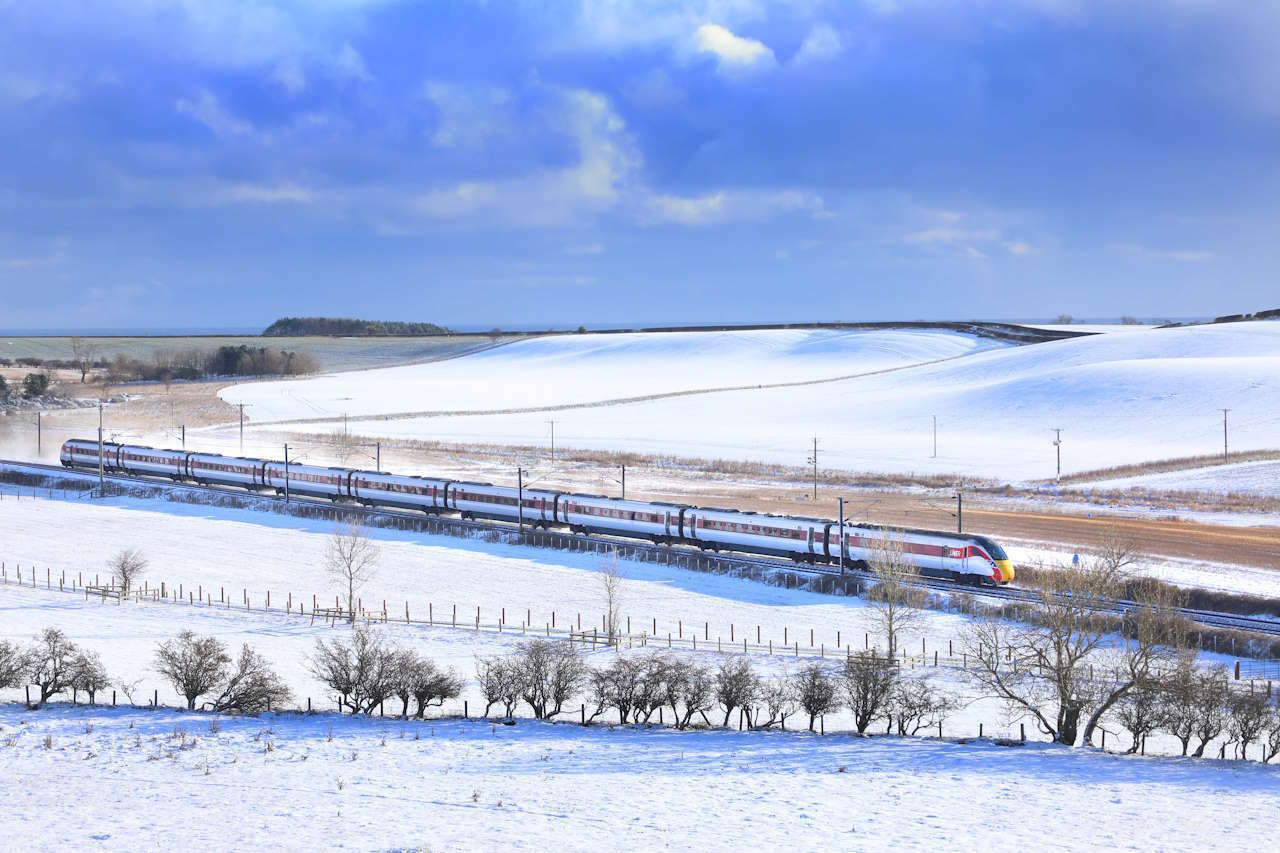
[
  {"left": 3, "top": 702, "right": 1276, "bottom": 852},
  {"left": 1072, "top": 459, "right": 1280, "bottom": 499},
  {"left": 218, "top": 323, "right": 1280, "bottom": 484}
]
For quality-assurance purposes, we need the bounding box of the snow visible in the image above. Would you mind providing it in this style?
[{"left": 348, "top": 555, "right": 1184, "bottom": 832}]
[
  {"left": 219, "top": 323, "right": 1280, "bottom": 484},
  {"left": 221, "top": 327, "right": 1000, "bottom": 421},
  {"left": 5, "top": 704, "right": 1276, "bottom": 852},
  {"left": 3, "top": 494, "right": 1278, "bottom": 849},
  {"left": 1071, "top": 458, "right": 1280, "bottom": 499}
]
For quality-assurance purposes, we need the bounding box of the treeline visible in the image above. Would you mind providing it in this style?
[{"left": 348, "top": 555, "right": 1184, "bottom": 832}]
[
  {"left": 6, "top": 346, "right": 320, "bottom": 384},
  {"left": 263, "top": 317, "right": 451, "bottom": 337}
]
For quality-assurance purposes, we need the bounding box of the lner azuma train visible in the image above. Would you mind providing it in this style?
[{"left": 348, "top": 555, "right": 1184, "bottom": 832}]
[{"left": 62, "top": 439, "right": 1014, "bottom": 585}]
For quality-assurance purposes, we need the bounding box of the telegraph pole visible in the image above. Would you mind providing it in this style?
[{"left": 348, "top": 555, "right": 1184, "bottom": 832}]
[
  {"left": 517, "top": 467, "right": 524, "bottom": 532},
  {"left": 284, "top": 444, "right": 290, "bottom": 503},
  {"left": 1220, "top": 409, "right": 1229, "bottom": 461},
  {"left": 620, "top": 464, "right": 626, "bottom": 500},
  {"left": 181, "top": 424, "right": 185, "bottom": 450},
  {"left": 376, "top": 441, "right": 381, "bottom": 471},
  {"left": 807, "top": 437, "right": 819, "bottom": 500},
  {"left": 956, "top": 491, "right": 963, "bottom": 533},
  {"left": 548, "top": 420, "right": 555, "bottom": 462},
  {"left": 932, "top": 415, "right": 937, "bottom": 459},
  {"left": 1051, "top": 428, "right": 1063, "bottom": 481}
]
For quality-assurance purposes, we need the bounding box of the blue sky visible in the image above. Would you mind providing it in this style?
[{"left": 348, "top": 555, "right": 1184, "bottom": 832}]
[{"left": 1, "top": 1, "right": 1277, "bottom": 330}]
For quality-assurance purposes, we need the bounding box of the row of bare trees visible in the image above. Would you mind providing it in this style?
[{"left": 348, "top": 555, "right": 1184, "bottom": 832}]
[
  {"left": 0, "top": 629, "right": 109, "bottom": 706},
  {"left": 308, "top": 628, "right": 463, "bottom": 718},
  {"left": 472, "top": 638, "right": 953, "bottom": 735}
]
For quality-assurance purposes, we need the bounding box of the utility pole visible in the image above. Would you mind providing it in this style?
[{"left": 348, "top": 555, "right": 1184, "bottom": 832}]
[
  {"left": 97, "top": 401, "right": 104, "bottom": 494},
  {"left": 807, "top": 437, "right": 819, "bottom": 501},
  {"left": 376, "top": 441, "right": 381, "bottom": 471},
  {"left": 620, "top": 464, "right": 626, "bottom": 500},
  {"left": 1220, "top": 408, "right": 1229, "bottom": 461},
  {"left": 1051, "top": 428, "right": 1063, "bottom": 482},
  {"left": 956, "top": 491, "right": 963, "bottom": 533},
  {"left": 284, "top": 444, "right": 290, "bottom": 503},
  {"left": 838, "top": 496, "right": 845, "bottom": 576},
  {"left": 932, "top": 415, "right": 937, "bottom": 459},
  {"left": 239, "top": 403, "right": 245, "bottom": 455},
  {"left": 548, "top": 420, "right": 555, "bottom": 461},
  {"left": 181, "top": 424, "right": 185, "bottom": 450},
  {"left": 517, "top": 467, "right": 524, "bottom": 533}
]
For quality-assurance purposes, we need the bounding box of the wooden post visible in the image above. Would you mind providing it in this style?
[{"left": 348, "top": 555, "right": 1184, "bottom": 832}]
[
  {"left": 452, "top": 604, "right": 456, "bottom": 627},
  {"left": 405, "top": 601, "right": 410, "bottom": 622},
  {"left": 1020, "top": 723, "right": 1025, "bottom": 742}
]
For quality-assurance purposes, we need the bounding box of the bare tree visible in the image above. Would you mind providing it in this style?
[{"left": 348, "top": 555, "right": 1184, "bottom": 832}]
[
  {"left": 963, "top": 555, "right": 1128, "bottom": 745},
  {"left": 109, "top": 549, "right": 147, "bottom": 597},
  {"left": 206, "top": 645, "right": 292, "bottom": 714},
  {"left": 154, "top": 631, "right": 231, "bottom": 710},
  {"left": 69, "top": 650, "right": 109, "bottom": 705},
  {"left": 26, "top": 627, "right": 80, "bottom": 705},
  {"left": 1114, "top": 676, "right": 1163, "bottom": 753},
  {"left": 1189, "top": 666, "right": 1229, "bottom": 758},
  {"left": 476, "top": 655, "right": 522, "bottom": 719},
  {"left": 888, "top": 675, "right": 955, "bottom": 736},
  {"left": 753, "top": 677, "right": 799, "bottom": 730},
  {"left": 586, "top": 656, "right": 641, "bottom": 724},
  {"left": 1227, "top": 690, "right": 1271, "bottom": 760},
  {"left": 841, "top": 650, "right": 898, "bottom": 734},
  {"left": 1159, "top": 652, "right": 1204, "bottom": 756},
  {"left": 714, "top": 657, "right": 758, "bottom": 728},
  {"left": 514, "top": 639, "right": 588, "bottom": 720},
  {"left": 391, "top": 653, "right": 461, "bottom": 719},
  {"left": 1078, "top": 577, "right": 1189, "bottom": 745},
  {"left": 661, "top": 658, "right": 715, "bottom": 730},
  {"left": 310, "top": 628, "right": 396, "bottom": 714},
  {"left": 330, "top": 423, "right": 358, "bottom": 465},
  {"left": 324, "top": 521, "right": 379, "bottom": 625},
  {"left": 791, "top": 663, "right": 838, "bottom": 731},
  {"left": 866, "top": 532, "right": 923, "bottom": 657},
  {"left": 0, "top": 640, "right": 28, "bottom": 690},
  {"left": 600, "top": 551, "right": 626, "bottom": 642},
  {"left": 70, "top": 337, "right": 97, "bottom": 383},
  {"left": 1263, "top": 705, "right": 1280, "bottom": 764}
]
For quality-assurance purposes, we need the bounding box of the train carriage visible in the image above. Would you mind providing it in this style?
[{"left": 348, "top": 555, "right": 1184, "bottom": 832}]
[
  {"left": 350, "top": 471, "right": 449, "bottom": 512},
  {"left": 447, "top": 482, "right": 559, "bottom": 526},
  {"left": 690, "top": 507, "right": 823, "bottom": 560},
  {"left": 116, "top": 444, "right": 187, "bottom": 478},
  {"left": 60, "top": 439, "right": 123, "bottom": 471},
  {"left": 262, "top": 461, "right": 347, "bottom": 499},
  {"left": 558, "top": 495, "right": 685, "bottom": 542},
  {"left": 186, "top": 453, "right": 265, "bottom": 488}
]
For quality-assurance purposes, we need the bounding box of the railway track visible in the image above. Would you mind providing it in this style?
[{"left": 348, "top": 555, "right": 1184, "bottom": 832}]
[{"left": 3, "top": 458, "right": 1278, "bottom": 638}]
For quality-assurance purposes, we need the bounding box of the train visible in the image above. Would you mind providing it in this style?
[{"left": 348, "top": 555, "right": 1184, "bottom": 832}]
[{"left": 60, "top": 439, "right": 1014, "bottom": 585}]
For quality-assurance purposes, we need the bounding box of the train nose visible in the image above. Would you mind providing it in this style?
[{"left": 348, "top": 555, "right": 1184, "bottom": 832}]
[{"left": 996, "top": 560, "right": 1014, "bottom": 583}]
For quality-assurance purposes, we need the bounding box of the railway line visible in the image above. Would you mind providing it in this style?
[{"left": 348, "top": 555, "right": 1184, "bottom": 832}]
[{"left": 2, "top": 457, "right": 1278, "bottom": 639}]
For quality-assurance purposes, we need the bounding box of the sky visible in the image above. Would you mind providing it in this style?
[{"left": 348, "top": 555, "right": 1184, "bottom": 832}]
[{"left": 1, "top": 0, "right": 1278, "bottom": 331}]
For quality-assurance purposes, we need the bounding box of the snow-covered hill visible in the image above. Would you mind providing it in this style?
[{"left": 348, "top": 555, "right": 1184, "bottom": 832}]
[{"left": 220, "top": 323, "right": 1280, "bottom": 483}]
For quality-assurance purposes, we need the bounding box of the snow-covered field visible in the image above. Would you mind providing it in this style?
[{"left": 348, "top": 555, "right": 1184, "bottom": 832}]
[
  {"left": 3, "top": 701, "right": 1276, "bottom": 852},
  {"left": 219, "top": 323, "right": 1280, "bottom": 484},
  {"left": 1074, "top": 458, "right": 1280, "bottom": 499},
  {"left": 3, "top": 494, "right": 1278, "bottom": 849},
  {"left": 222, "top": 327, "right": 1000, "bottom": 419}
]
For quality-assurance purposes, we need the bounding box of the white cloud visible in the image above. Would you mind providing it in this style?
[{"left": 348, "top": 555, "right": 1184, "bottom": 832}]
[
  {"left": 334, "top": 42, "right": 371, "bottom": 83},
  {"left": 695, "top": 23, "right": 776, "bottom": 71},
  {"left": 270, "top": 61, "right": 306, "bottom": 95},
  {"left": 422, "top": 82, "right": 513, "bottom": 148},
  {"left": 564, "top": 243, "right": 605, "bottom": 255},
  {"left": 1126, "top": 246, "right": 1214, "bottom": 263},
  {"left": 175, "top": 90, "right": 254, "bottom": 137},
  {"left": 795, "top": 23, "right": 843, "bottom": 63},
  {"left": 1004, "top": 240, "right": 1034, "bottom": 255},
  {"left": 213, "top": 182, "right": 318, "bottom": 205},
  {"left": 644, "top": 188, "right": 823, "bottom": 226}
]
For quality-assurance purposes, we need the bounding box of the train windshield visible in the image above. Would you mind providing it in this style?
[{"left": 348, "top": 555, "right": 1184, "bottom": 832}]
[{"left": 976, "top": 538, "right": 1009, "bottom": 560}]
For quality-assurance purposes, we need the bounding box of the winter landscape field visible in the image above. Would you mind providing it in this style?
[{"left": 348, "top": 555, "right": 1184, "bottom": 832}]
[{"left": 8, "top": 1, "right": 1280, "bottom": 849}]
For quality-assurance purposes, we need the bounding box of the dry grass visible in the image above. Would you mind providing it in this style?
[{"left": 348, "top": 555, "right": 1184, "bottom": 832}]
[{"left": 1056, "top": 449, "right": 1280, "bottom": 485}]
